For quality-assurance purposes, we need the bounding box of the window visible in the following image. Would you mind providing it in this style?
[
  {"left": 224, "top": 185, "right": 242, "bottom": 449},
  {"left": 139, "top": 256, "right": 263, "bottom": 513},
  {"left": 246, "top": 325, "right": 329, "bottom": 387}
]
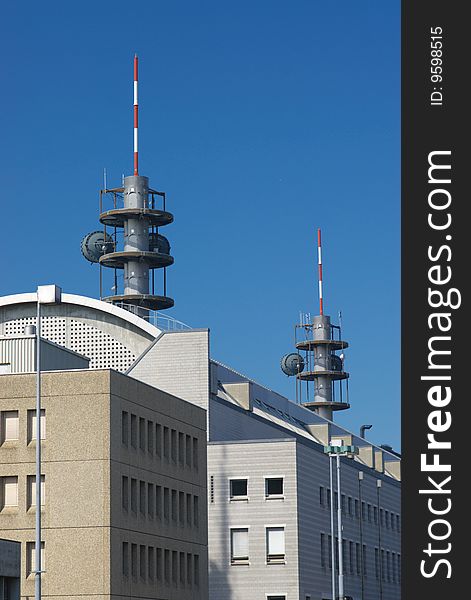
[
  {"left": 122, "top": 476, "right": 128, "bottom": 511},
  {"left": 194, "top": 554, "right": 200, "bottom": 586},
  {"left": 230, "top": 478, "right": 248, "bottom": 500},
  {"left": 156, "top": 485, "right": 162, "bottom": 519},
  {"left": 319, "top": 486, "right": 325, "bottom": 506},
  {"left": 1, "top": 476, "right": 18, "bottom": 509},
  {"left": 356, "top": 543, "right": 361, "bottom": 575},
  {"left": 147, "top": 421, "right": 154, "bottom": 453},
  {"left": 139, "top": 418, "right": 146, "bottom": 451},
  {"left": 171, "top": 489, "right": 177, "bottom": 522},
  {"left": 140, "top": 545, "right": 146, "bottom": 579},
  {"left": 27, "top": 475, "right": 45, "bottom": 508},
  {"left": 131, "top": 544, "right": 137, "bottom": 579},
  {"left": 29, "top": 409, "right": 46, "bottom": 441},
  {"left": 231, "top": 528, "right": 249, "bottom": 564},
  {"left": 164, "top": 487, "right": 169, "bottom": 520},
  {"left": 180, "top": 551, "right": 185, "bottom": 584},
  {"left": 155, "top": 424, "right": 162, "bottom": 457},
  {"left": 348, "top": 496, "right": 353, "bottom": 516},
  {"left": 185, "top": 434, "right": 192, "bottom": 466},
  {"left": 186, "top": 493, "right": 192, "bottom": 526},
  {"left": 374, "top": 506, "right": 378, "bottom": 524},
  {"left": 2, "top": 411, "right": 19, "bottom": 442},
  {"left": 148, "top": 483, "right": 154, "bottom": 518},
  {"left": 341, "top": 494, "right": 346, "bottom": 513},
  {"left": 349, "top": 541, "right": 354, "bottom": 574},
  {"left": 148, "top": 547, "right": 154, "bottom": 580},
  {"left": 171, "top": 429, "right": 177, "bottom": 462},
  {"left": 187, "top": 554, "right": 192, "bottom": 585},
  {"left": 266, "top": 527, "right": 285, "bottom": 563},
  {"left": 131, "top": 478, "right": 137, "bottom": 513},
  {"left": 164, "top": 549, "right": 170, "bottom": 582},
  {"left": 26, "top": 542, "right": 45, "bottom": 577},
  {"left": 375, "top": 548, "right": 380, "bottom": 579},
  {"left": 178, "top": 432, "right": 184, "bottom": 466},
  {"left": 194, "top": 496, "right": 199, "bottom": 528},
  {"left": 367, "top": 503, "right": 372, "bottom": 522},
  {"left": 139, "top": 481, "right": 146, "bottom": 515},
  {"left": 122, "top": 411, "right": 128, "bottom": 445},
  {"left": 355, "top": 498, "right": 359, "bottom": 518},
  {"left": 362, "top": 544, "right": 367, "bottom": 575},
  {"left": 163, "top": 427, "right": 170, "bottom": 459},
  {"left": 267, "top": 596, "right": 286, "bottom": 600},
  {"left": 172, "top": 550, "right": 178, "bottom": 584},
  {"left": 266, "top": 478, "right": 284, "bottom": 498},
  {"left": 193, "top": 437, "right": 199, "bottom": 469},
  {"left": 122, "top": 542, "right": 129, "bottom": 576},
  {"left": 320, "top": 533, "right": 326, "bottom": 567},
  {"left": 179, "top": 491, "right": 185, "bottom": 525},
  {"left": 156, "top": 547, "right": 163, "bottom": 581},
  {"left": 130, "top": 414, "right": 137, "bottom": 448}
]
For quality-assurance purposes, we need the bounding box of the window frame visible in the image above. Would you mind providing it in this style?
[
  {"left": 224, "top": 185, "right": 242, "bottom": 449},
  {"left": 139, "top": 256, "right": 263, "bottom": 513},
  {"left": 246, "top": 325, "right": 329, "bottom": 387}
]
[
  {"left": 229, "top": 477, "right": 249, "bottom": 501},
  {"left": 265, "top": 476, "right": 284, "bottom": 499},
  {"left": 266, "top": 525, "right": 286, "bottom": 564},
  {"left": 230, "top": 527, "right": 250, "bottom": 565}
]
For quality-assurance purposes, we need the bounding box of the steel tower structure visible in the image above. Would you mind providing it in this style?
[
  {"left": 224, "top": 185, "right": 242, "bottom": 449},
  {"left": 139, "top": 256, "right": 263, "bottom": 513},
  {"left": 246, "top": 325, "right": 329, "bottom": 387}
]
[{"left": 82, "top": 56, "right": 174, "bottom": 314}]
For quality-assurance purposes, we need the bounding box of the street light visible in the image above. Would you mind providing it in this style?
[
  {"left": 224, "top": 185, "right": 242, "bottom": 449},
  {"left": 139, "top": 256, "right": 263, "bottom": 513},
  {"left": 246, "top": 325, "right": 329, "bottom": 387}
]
[
  {"left": 324, "top": 442, "right": 358, "bottom": 600},
  {"left": 35, "top": 285, "right": 61, "bottom": 600}
]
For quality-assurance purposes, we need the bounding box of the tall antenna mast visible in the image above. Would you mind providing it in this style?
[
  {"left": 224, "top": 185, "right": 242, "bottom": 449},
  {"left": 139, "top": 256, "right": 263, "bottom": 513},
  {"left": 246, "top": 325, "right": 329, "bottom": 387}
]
[
  {"left": 287, "top": 229, "right": 350, "bottom": 420},
  {"left": 82, "top": 55, "right": 175, "bottom": 316},
  {"left": 318, "top": 228, "right": 324, "bottom": 315},
  {"left": 134, "top": 54, "right": 139, "bottom": 176}
]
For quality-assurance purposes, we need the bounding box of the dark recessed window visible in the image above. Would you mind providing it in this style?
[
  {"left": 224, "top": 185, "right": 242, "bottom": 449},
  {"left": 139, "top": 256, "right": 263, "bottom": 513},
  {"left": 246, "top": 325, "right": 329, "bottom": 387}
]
[
  {"left": 230, "top": 479, "right": 248, "bottom": 499},
  {"left": 266, "top": 477, "right": 284, "bottom": 497}
]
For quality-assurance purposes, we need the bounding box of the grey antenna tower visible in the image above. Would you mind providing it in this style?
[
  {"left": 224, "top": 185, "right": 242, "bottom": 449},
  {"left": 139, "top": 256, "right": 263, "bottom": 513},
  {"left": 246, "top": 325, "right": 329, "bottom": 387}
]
[
  {"left": 82, "top": 55, "right": 174, "bottom": 316},
  {"left": 293, "top": 229, "right": 350, "bottom": 420}
]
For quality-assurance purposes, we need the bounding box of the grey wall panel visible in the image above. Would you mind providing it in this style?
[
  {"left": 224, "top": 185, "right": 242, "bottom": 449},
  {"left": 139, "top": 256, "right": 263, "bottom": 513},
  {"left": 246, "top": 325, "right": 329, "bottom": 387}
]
[
  {"left": 209, "top": 397, "right": 291, "bottom": 443},
  {"left": 208, "top": 439, "right": 299, "bottom": 600},
  {"left": 128, "top": 330, "right": 210, "bottom": 414}
]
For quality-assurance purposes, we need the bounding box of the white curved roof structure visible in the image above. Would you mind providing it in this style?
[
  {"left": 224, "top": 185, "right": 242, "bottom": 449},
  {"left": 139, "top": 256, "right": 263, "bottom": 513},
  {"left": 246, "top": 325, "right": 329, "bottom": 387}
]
[{"left": 0, "top": 292, "right": 161, "bottom": 372}]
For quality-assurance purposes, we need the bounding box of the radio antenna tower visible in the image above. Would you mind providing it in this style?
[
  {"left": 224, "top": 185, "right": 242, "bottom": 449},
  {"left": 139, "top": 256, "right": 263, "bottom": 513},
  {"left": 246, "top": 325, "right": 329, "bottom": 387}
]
[
  {"left": 81, "top": 55, "right": 174, "bottom": 317},
  {"left": 282, "top": 229, "right": 350, "bottom": 420}
]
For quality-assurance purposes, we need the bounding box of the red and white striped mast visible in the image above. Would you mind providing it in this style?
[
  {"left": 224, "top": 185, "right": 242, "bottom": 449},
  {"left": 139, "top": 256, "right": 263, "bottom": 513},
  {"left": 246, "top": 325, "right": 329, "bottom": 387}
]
[
  {"left": 317, "top": 228, "right": 324, "bottom": 315},
  {"left": 133, "top": 54, "right": 139, "bottom": 176}
]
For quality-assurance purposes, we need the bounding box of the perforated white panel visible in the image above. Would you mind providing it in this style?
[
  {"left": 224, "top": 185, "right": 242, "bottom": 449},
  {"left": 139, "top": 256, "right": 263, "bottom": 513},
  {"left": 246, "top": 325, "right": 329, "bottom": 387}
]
[{"left": 3, "top": 317, "right": 136, "bottom": 372}]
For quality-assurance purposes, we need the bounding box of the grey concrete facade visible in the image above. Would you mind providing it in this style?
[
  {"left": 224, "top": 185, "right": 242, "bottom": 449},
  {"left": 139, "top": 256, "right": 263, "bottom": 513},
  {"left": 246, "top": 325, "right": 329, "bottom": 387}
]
[{"left": 0, "top": 369, "right": 208, "bottom": 600}]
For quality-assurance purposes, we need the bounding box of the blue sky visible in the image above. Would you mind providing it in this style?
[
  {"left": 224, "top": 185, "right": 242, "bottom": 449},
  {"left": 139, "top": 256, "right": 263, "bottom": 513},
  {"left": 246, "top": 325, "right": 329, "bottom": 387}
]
[{"left": 1, "top": 1, "right": 400, "bottom": 449}]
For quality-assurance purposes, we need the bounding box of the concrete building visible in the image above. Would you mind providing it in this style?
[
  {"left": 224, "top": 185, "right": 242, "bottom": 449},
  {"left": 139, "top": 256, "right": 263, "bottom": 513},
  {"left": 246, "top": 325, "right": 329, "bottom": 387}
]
[
  {"left": 0, "top": 369, "right": 208, "bottom": 600},
  {"left": 0, "top": 290, "right": 400, "bottom": 600}
]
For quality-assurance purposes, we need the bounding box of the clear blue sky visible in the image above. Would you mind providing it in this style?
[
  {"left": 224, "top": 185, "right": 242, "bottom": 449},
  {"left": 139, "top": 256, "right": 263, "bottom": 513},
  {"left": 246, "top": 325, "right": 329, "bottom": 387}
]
[{"left": 1, "top": 1, "right": 400, "bottom": 449}]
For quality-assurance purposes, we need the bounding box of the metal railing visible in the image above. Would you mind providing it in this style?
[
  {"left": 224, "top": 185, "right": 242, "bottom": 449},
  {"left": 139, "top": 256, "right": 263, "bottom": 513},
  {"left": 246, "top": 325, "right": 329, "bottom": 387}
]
[{"left": 112, "top": 301, "right": 191, "bottom": 331}]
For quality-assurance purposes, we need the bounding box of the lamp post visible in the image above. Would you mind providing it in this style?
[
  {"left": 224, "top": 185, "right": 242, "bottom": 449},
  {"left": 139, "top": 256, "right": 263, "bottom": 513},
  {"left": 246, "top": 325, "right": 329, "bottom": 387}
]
[
  {"left": 35, "top": 285, "right": 61, "bottom": 600},
  {"left": 324, "top": 442, "right": 358, "bottom": 600},
  {"left": 358, "top": 472, "right": 365, "bottom": 600},
  {"left": 329, "top": 455, "right": 336, "bottom": 600},
  {"left": 377, "top": 479, "right": 383, "bottom": 600}
]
